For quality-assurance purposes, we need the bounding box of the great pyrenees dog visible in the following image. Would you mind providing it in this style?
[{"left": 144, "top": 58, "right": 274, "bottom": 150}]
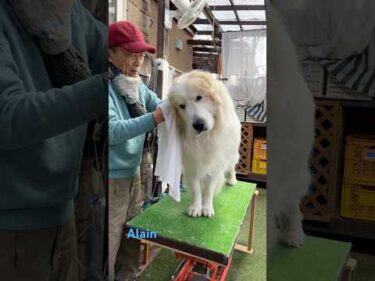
[
  {"left": 168, "top": 71, "right": 241, "bottom": 218},
  {"left": 267, "top": 2, "right": 314, "bottom": 252}
]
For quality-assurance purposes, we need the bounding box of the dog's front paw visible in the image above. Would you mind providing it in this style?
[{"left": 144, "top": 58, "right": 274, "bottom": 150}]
[
  {"left": 281, "top": 227, "right": 305, "bottom": 247},
  {"left": 201, "top": 204, "right": 215, "bottom": 218},
  {"left": 187, "top": 205, "right": 202, "bottom": 217}
]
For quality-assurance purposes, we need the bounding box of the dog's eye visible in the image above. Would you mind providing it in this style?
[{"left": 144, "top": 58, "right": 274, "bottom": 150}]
[
  {"left": 196, "top": 95, "right": 202, "bottom": 101},
  {"left": 179, "top": 104, "right": 186, "bottom": 109}
]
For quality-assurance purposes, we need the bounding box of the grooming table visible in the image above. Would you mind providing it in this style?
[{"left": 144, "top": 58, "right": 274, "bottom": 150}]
[
  {"left": 126, "top": 181, "right": 257, "bottom": 280},
  {"left": 268, "top": 236, "right": 354, "bottom": 281}
]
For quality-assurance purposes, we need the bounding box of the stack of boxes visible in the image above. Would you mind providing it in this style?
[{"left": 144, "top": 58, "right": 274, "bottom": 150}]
[
  {"left": 252, "top": 138, "right": 267, "bottom": 175},
  {"left": 341, "top": 135, "right": 375, "bottom": 221}
]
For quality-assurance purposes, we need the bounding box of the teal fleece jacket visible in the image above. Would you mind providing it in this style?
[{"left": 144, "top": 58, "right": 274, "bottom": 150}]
[
  {"left": 108, "top": 80, "right": 160, "bottom": 179},
  {"left": 0, "top": 1, "right": 107, "bottom": 230}
]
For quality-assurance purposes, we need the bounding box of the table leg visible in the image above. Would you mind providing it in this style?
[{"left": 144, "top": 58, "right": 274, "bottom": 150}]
[{"left": 234, "top": 189, "right": 259, "bottom": 254}]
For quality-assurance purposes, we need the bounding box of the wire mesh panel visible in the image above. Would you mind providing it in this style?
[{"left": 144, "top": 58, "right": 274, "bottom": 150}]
[
  {"left": 301, "top": 100, "right": 343, "bottom": 221},
  {"left": 326, "top": 73, "right": 371, "bottom": 100},
  {"left": 301, "top": 62, "right": 325, "bottom": 98}
]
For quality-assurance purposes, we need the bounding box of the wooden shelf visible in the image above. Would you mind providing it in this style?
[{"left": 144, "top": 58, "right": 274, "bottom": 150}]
[
  {"left": 236, "top": 121, "right": 267, "bottom": 185},
  {"left": 341, "top": 99, "right": 375, "bottom": 108},
  {"left": 304, "top": 216, "right": 375, "bottom": 240},
  {"left": 302, "top": 99, "right": 375, "bottom": 241},
  {"left": 237, "top": 172, "right": 266, "bottom": 183},
  {"left": 251, "top": 122, "right": 267, "bottom": 128},
  {"left": 314, "top": 97, "right": 375, "bottom": 108}
]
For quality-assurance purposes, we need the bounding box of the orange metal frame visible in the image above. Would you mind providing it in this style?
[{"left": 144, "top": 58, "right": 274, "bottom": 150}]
[
  {"left": 172, "top": 253, "right": 232, "bottom": 281},
  {"left": 169, "top": 190, "right": 259, "bottom": 281}
]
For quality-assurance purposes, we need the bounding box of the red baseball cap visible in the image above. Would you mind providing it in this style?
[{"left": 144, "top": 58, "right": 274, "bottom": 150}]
[{"left": 109, "top": 21, "right": 156, "bottom": 54}]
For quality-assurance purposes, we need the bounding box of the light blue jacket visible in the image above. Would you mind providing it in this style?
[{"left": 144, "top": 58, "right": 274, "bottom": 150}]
[{"left": 108, "top": 80, "right": 160, "bottom": 179}]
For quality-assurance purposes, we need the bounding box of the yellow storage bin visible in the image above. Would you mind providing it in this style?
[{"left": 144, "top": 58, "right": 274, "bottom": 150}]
[
  {"left": 252, "top": 159, "right": 267, "bottom": 175},
  {"left": 344, "top": 135, "right": 375, "bottom": 184},
  {"left": 253, "top": 138, "right": 267, "bottom": 161},
  {"left": 341, "top": 180, "right": 375, "bottom": 221}
]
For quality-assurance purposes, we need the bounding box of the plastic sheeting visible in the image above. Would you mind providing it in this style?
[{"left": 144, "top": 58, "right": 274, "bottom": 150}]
[
  {"left": 272, "top": 0, "right": 375, "bottom": 60},
  {"left": 222, "top": 30, "right": 267, "bottom": 122}
]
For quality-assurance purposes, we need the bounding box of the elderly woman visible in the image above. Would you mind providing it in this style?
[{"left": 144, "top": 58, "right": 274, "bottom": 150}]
[{"left": 108, "top": 21, "right": 164, "bottom": 280}]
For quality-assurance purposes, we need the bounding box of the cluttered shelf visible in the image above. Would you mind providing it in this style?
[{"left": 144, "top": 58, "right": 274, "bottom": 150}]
[
  {"left": 236, "top": 121, "right": 267, "bottom": 185},
  {"left": 300, "top": 98, "right": 375, "bottom": 242}
]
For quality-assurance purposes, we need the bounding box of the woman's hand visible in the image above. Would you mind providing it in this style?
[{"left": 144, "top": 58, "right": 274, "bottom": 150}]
[{"left": 152, "top": 108, "right": 165, "bottom": 124}]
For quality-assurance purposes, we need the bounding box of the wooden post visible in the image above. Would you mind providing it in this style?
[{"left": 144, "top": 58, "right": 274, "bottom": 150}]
[
  {"left": 140, "top": 240, "right": 150, "bottom": 265},
  {"left": 156, "top": 0, "right": 169, "bottom": 99},
  {"left": 342, "top": 258, "right": 357, "bottom": 281},
  {"left": 235, "top": 189, "right": 259, "bottom": 255},
  {"left": 248, "top": 189, "right": 259, "bottom": 251},
  {"left": 152, "top": 0, "right": 170, "bottom": 198}
]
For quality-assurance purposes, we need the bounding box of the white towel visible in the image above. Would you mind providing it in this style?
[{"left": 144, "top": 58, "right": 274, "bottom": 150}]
[{"left": 155, "top": 101, "right": 182, "bottom": 202}]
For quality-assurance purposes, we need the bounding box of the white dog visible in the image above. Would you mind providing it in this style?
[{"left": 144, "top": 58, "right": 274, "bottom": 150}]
[
  {"left": 267, "top": 2, "right": 315, "bottom": 251},
  {"left": 168, "top": 71, "right": 242, "bottom": 218}
]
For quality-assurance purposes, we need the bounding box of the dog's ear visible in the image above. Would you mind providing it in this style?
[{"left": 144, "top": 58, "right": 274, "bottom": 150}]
[
  {"left": 207, "top": 83, "right": 224, "bottom": 108},
  {"left": 169, "top": 95, "right": 187, "bottom": 137},
  {"left": 174, "top": 113, "right": 186, "bottom": 137},
  {"left": 191, "top": 72, "right": 224, "bottom": 108}
]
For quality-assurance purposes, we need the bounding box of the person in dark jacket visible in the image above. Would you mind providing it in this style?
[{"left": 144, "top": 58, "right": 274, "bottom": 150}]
[{"left": 0, "top": 1, "right": 107, "bottom": 280}]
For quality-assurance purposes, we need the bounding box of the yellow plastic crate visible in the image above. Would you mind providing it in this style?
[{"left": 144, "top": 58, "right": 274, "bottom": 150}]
[
  {"left": 253, "top": 138, "right": 267, "bottom": 161},
  {"left": 252, "top": 159, "right": 267, "bottom": 175},
  {"left": 341, "top": 180, "right": 375, "bottom": 221},
  {"left": 344, "top": 135, "right": 375, "bottom": 184}
]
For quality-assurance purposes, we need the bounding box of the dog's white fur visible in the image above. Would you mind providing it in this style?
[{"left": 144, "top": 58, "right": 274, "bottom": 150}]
[
  {"left": 168, "top": 71, "right": 241, "bottom": 218},
  {"left": 267, "top": 2, "right": 315, "bottom": 253}
]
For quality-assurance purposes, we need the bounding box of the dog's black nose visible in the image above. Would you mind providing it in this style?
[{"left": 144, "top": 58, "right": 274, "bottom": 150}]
[{"left": 192, "top": 118, "right": 206, "bottom": 132}]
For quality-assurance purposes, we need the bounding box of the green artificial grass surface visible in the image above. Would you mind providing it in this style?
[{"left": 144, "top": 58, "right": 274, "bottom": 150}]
[
  {"left": 269, "top": 236, "right": 351, "bottom": 281},
  {"left": 138, "top": 188, "right": 267, "bottom": 281},
  {"left": 127, "top": 181, "right": 256, "bottom": 257}
]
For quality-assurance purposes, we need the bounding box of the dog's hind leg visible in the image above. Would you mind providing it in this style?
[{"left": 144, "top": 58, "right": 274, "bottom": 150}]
[
  {"left": 225, "top": 154, "right": 239, "bottom": 186},
  {"left": 276, "top": 203, "right": 305, "bottom": 247},
  {"left": 225, "top": 169, "right": 237, "bottom": 186},
  {"left": 201, "top": 174, "right": 221, "bottom": 218},
  {"left": 186, "top": 177, "right": 202, "bottom": 217}
]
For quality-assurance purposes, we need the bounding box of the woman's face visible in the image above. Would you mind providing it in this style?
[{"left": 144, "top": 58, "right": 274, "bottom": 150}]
[{"left": 109, "top": 47, "right": 145, "bottom": 77}]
